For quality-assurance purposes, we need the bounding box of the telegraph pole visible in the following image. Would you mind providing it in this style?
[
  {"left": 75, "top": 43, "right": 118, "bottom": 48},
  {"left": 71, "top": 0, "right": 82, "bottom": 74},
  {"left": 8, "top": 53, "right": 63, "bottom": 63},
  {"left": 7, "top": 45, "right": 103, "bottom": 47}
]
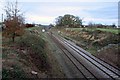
[
  {"left": 1, "top": 14, "right": 3, "bottom": 26},
  {"left": 1, "top": 14, "right": 3, "bottom": 31},
  {"left": 2, "top": 14, "right": 3, "bottom": 22}
]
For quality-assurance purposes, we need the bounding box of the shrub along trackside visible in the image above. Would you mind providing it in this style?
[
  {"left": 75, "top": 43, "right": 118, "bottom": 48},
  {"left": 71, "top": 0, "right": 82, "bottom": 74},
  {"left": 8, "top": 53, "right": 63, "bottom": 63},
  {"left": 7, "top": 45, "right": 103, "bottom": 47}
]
[
  {"left": 2, "top": 31, "right": 51, "bottom": 78},
  {"left": 17, "top": 33, "right": 51, "bottom": 71}
]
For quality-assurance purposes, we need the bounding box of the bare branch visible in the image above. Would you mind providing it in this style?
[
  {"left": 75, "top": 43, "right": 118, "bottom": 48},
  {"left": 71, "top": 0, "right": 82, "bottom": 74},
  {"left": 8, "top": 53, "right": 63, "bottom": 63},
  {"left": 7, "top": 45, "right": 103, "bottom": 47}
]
[{"left": 3, "top": 0, "right": 25, "bottom": 42}]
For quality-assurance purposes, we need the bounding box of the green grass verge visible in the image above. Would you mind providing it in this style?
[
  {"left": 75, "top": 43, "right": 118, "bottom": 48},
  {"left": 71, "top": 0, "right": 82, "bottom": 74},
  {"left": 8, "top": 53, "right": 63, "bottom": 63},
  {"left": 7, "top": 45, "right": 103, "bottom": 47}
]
[
  {"left": 96, "top": 28, "right": 120, "bottom": 34},
  {"left": 25, "top": 26, "right": 43, "bottom": 31},
  {"left": 65, "top": 28, "right": 120, "bottom": 34}
]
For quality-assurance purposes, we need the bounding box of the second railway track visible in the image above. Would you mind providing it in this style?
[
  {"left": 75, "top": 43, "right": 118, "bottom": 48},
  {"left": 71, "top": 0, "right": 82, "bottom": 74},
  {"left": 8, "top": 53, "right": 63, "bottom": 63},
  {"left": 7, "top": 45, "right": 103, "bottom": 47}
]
[{"left": 48, "top": 32, "right": 120, "bottom": 80}]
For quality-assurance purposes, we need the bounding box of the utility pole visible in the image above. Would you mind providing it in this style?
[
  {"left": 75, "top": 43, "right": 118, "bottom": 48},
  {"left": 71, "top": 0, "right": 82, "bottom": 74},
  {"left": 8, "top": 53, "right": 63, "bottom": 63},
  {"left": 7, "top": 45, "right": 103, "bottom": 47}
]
[
  {"left": 2, "top": 14, "right": 3, "bottom": 22},
  {"left": 1, "top": 14, "right": 3, "bottom": 31},
  {"left": 1, "top": 14, "right": 3, "bottom": 24}
]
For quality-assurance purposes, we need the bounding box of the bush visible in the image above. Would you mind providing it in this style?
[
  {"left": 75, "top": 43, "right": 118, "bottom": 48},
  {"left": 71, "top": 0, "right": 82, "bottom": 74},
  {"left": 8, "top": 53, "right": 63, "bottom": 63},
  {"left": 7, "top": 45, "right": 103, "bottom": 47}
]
[{"left": 16, "top": 33, "right": 50, "bottom": 71}]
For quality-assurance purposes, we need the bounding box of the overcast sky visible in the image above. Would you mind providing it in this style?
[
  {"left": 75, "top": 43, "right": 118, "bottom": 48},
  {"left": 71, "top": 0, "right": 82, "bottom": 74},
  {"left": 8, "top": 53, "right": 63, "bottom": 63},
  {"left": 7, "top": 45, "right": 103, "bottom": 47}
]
[{"left": 0, "top": 0, "right": 119, "bottom": 25}]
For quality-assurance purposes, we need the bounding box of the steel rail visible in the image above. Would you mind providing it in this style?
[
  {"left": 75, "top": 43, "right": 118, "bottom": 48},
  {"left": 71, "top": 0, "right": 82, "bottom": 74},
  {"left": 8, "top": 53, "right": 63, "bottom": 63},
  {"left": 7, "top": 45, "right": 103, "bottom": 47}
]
[
  {"left": 49, "top": 33, "right": 99, "bottom": 79},
  {"left": 60, "top": 36, "right": 119, "bottom": 80},
  {"left": 63, "top": 37, "right": 120, "bottom": 71}
]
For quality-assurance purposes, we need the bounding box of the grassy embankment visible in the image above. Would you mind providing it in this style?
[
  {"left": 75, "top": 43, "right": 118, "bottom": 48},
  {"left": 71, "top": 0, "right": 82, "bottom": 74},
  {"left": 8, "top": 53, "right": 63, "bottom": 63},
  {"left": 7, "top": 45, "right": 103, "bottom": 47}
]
[
  {"left": 64, "top": 28, "right": 119, "bottom": 51},
  {"left": 2, "top": 27, "right": 49, "bottom": 78},
  {"left": 58, "top": 27, "right": 119, "bottom": 53},
  {"left": 2, "top": 27, "right": 64, "bottom": 78},
  {"left": 65, "top": 27, "right": 120, "bottom": 34}
]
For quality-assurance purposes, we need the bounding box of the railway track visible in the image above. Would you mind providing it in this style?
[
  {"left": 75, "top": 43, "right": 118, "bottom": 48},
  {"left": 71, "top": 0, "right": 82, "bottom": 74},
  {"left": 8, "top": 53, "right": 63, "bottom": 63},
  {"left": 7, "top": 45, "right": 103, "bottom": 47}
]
[{"left": 48, "top": 32, "right": 120, "bottom": 80}]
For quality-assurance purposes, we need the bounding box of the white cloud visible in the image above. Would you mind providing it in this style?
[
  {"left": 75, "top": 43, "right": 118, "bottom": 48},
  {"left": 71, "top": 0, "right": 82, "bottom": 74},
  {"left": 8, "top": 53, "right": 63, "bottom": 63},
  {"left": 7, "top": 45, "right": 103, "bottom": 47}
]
[
  {"left": 25, "top": 6, "right": 92, "bottom": 24},
  {"left": 25, "top": 14, "right": 55, "bottom": 24},
  {"left": 17, "top": 0, "right": 119, "bottom": 2},
  {"left": 84, "top": 17, "right": 118, "bottom": 25},
  {"left": 1, "top": 0, "right": 117, "bottom": 25},
  {"left": 23, "top": 1, "right": 117, "bottom": 25},
  {"left": 31, "top": 4, "right": 101, "bottom": 17},
  {"left": 3, "top": 0, "right": 119, "bottom": 2}
]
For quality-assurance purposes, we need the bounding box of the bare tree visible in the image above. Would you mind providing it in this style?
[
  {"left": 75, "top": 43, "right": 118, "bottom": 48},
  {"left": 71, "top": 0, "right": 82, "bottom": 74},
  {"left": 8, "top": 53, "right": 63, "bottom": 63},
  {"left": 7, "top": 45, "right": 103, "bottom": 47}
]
[{"left": 3, "top": 0, "right": 25, "bottom": 42}]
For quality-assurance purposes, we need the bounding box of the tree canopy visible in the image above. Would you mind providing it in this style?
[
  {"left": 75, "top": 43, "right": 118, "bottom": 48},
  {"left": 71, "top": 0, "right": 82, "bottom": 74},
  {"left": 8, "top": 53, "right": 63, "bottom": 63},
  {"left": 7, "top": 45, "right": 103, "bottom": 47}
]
[
  {"left": 55, "top": 14, "right": 82, "bottom": 28},
  {"left": 3, "top": 1, "right": 25, "bottom": 42}
]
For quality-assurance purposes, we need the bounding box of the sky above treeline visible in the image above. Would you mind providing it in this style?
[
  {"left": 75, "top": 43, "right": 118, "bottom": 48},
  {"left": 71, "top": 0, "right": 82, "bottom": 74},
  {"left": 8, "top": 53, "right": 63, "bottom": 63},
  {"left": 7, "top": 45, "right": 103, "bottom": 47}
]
[{"left": 0, "top": 0, "right": 119, "bottom": 26}]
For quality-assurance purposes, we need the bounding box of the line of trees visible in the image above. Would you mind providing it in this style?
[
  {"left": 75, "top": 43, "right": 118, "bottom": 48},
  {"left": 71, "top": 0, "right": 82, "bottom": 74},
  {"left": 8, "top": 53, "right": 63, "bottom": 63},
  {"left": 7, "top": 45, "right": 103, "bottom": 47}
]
[
  {"left": 55, "top": 14, "right": 83, "bottom": 28},
  {"left": 87, "top": 22, "right": 117, "bottom": 28},
  {"left": 55, "top": 14, "right": 117, "bottom": 28}
]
